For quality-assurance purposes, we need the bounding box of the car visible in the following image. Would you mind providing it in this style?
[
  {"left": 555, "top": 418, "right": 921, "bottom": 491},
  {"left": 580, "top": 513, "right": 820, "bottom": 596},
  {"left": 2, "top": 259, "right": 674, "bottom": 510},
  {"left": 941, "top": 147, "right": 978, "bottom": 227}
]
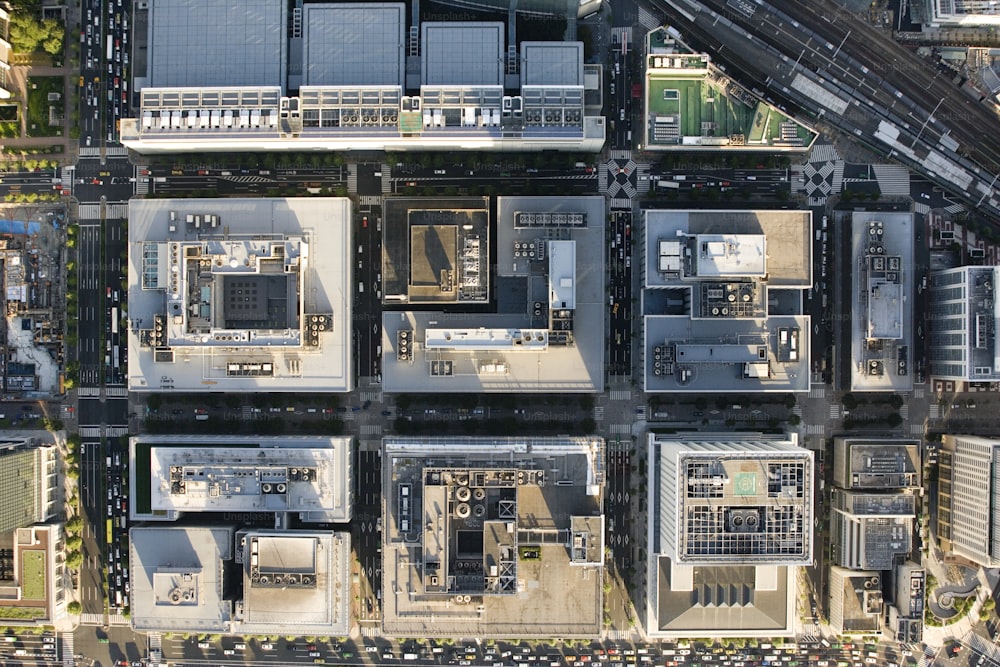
[
  {"left": 619, "top": 109, "right": 625, "bottom": 121},
  {"left": 367, "top": 646, "right": 379, "bottom": 653},
  {"left": 198, "top": 642, "right": 211, "bottom": 649},
  {"left": 362, "top": 216, "right": 368, "bottom": 228},
  {"left": 224, "top": 649, "right": 235, "bottom": 656},
  {"left": 434, "top": 169, "right": 446, "bottom": 175},
  {"left": 309, "top": 652, "right": 321, "bottom": 658}
]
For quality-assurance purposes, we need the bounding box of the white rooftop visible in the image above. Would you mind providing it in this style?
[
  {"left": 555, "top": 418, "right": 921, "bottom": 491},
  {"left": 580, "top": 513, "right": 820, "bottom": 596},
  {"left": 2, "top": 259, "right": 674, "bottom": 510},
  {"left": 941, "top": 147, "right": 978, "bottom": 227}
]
[
  {"left": 694, "top": 234, "right": 767, "bottom": 278},
  {"left": 127, "top": 198, "right": 352, "bottom": 393},
  {"left": 548, "top": 240, "right": 577, "bottom": 310}
]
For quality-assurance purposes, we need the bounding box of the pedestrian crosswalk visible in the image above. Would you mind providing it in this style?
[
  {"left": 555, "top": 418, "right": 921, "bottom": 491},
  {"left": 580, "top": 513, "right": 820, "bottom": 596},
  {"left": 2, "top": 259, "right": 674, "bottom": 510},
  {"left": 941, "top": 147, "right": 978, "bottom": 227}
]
[
  {"left": 871, "top": 163, "right": 910, "bottom": 196},
  {"left": 929, "top": 403, "right": 941, "bottom": 419},
  {"left": 105, "top": 147, "right": 129, "bottom": 157},
  {"left": 359, "top": 195, "right": 382, "bottom": 206},
  {"left": 809, "top": 386, "right": 826, "bottom": 399},
  {"left": 360, "top": 390, "right": 382, "bottom": 402},
  {"left": 900, "top": 404, "right": 909, "bottom": 419},
  {"left": 381, "top": 165, "right": 392, "bottom": 194},
  {"left": 79, "top": 427, "right": 101, "bottom": 437},
  {"left": 609, "top": 423, "right": 632, "bottom": 435},
  {"left": 61, "top": 631, "right": 74, "bottom": 667},
  {"left": 78, "top": 147, "right": 101, "bottom": 157},
  {"left": 799, "top": 633, "right": 820, "bottom": 644},
  {"left": 106, "top": 387, "right": 128, "bottom": 397},
  {"left": 910, "top": 424, "right": 925, "bottom": 435},
  {"left": 80, "top": 612, "right": 103, "bottom": 625},
  {"left": 360, "top": 424, "right": 382, "bottom": 435},
  {"left": 792, "top": 405, "right": 803, "bottom": 416},
  {"left": 108, "top": 612, "right": 129, "bottom": 625},
  {"left": 106, "top": 203, "right": 129, "bottom": 219},
  {"left": 593, "top": 406, "right": 605, "bottom": 421},
  {"left": 77, "top": 387, "right": 100, "bottom": 397},
  {"left": 346, "top": 166, "right": 358, "bottom": 192},
  {"left": 605, "top": 629, "right": 634, "bottom": 642},
  {"left": 609, "top": 389, "right": 632, "bottom": 401},
  {"left": 106, "top": 426, "right": 129, "bottom": 437},
  {"left": 609, "top": 149, "right": 632, "bottom": 161},
  {"left": 806, "top": 424, "right": 826, "bottom": 435},
  {"left": 77, "top": 204, "right": 101, "bottom": 220},
  {"left": 610, "top": 197, "right": 632, "bottom": 210},
  {"left": 636, "top": 5, "right": 661, "bottom": 30},
  {"left": 828, "top": 404, "right": 841, "bottom": 419}
]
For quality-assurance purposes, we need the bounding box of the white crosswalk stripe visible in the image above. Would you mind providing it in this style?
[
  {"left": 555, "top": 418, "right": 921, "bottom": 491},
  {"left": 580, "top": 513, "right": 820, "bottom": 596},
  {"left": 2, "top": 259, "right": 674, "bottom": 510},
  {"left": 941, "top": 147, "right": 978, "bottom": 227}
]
[
  {"left": 80, "top": 612, "right": 103, "bottom": 625},
  {"left": 911, "top": 424, "right": 925, "bottom": 435},
  {"left": 360, "top": 390, "right": 382, "bottom": 402},
  {"left": 929, "top": 404, "right": 941, "bottom": 419},
  {"left": 381, "top": 164, "right": 392, "bottom": 194},
  {"left": 105, "top": 147, "right": 129, "bottom": 157},
  {"left": 106, "top": 426, "right": 129, "bottom": 437},
  {"left": 605, "top": 629, "right": 634, "bottom": 641},
  {"left": 77, "top": 387, "right": 100, "bottom": 397},
  {"left": 593, "top": 406, "right": 605, "bottom": 421},
  {"left": 806, "top": 424, "right": 826, "bottom": 435},
  {"left": 106, "top": 203, "right": 129, "bottom": 219},
  {"left": 900, "top": 404, "right": 909, "bottom": 419},
  {"left": 79, "top": 427, "right": 101, "bottom": 437},
  {"left": 77, "top": 204, "right": 102, "bottom": 219},
  {"left": 609, "top": 389, "right": 632, "bottom": 401},
  {"left": 609, "top": 149, "right": 632, "bottom": 161},
  {"left": 610, "top": 197, "right": 632, "bottom": 210},
  {"left": 361, "top": 424, "right": 382, "bottom": 435},
  {"left": 871, "top": 163, "right": 910, "bottom": 196},
  {"left": 637, "top": 5, "right": 661, "bottom": 30},
  {"left": 347, "top": 166, "right": 358, "bottom": 192},
  {"left": 106, "top": 387, "right": 128, "bottom": 397},
  {"left": 359, "top": 195, "right": 382, "bottom": 206},
  {"left": 78, "top": 147, "right": 101, "bottom": 157},
  {"left": 609, "top": 424, "right": 632, "bottom": 434},
  {"left": 61, "top": 631, "right": 74, "bottom": 667},
  {"left": 829, "top": 404, "right": 841, "bottom": 419},
  {"left": 809, "top": 386, "right": 826, "bottom": 399},
  {"left": 792, "top": 405, "right": 803, "bottom": 416},
  {"left": 108, "top": 612, "right": 129, "bottom": 625}
]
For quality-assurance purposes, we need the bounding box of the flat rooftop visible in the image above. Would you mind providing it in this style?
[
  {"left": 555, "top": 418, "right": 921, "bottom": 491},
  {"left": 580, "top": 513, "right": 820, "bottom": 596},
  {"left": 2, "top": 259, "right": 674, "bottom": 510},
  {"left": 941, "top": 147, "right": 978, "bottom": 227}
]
[
  {"left": 850, "top": 212, "right": 914, "bottom": 392},
  {"left": 382, "top": 196, "right": 605, "bottom": 393},
  {"left": 520, "top": 42, "right": 584, "bottom": 86},
  {"left": 421, "top": 23, "right": 504, "bottom": 86},
  {"left": 236, "top": 530, "right": 350, "bottom": 635},
  {"left": 644, "top": 210, "right": 811, "bottom": 288},
  {"left": 146, "top": 0, "right": 287, "bottom": 89},
  {"left": 129, "top": 525, "right": 234, "bottom": 632},
  {"left": 643, "top": 28, "right": 817, "bottom": 152},
  {"left": 382, "top": 198, "right": 490, "bottom": 304},
  {"left": 829, "top": 567, "right": 883, "bottom": 635},
  {"left": 130, "top": 435, "right": 352, "bottom": 523},
  {"left": 833, "top": 438, "right": 921, "bottom": 490},
  {"left": 832, "top": 489, "right": 915, "bottom": 571},
  {"left": 381, "top": 436, "right": 604, "bottom": 638},
  {"left": 301, "top": 3, "right": 405, "bottom": 87},
  {"left": 126, "top": 198, "right": 352, "bottom": 393}
]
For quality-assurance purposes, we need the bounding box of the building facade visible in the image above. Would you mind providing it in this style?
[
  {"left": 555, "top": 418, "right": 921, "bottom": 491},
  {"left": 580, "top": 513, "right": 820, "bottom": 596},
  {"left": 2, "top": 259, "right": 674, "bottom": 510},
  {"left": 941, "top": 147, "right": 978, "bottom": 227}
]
[
  {"left": 927, "top": 266, "right": 1000, "bottom": 384},
  {"left": 937, "top": 434, "right": 1000, "bottom": 566}
]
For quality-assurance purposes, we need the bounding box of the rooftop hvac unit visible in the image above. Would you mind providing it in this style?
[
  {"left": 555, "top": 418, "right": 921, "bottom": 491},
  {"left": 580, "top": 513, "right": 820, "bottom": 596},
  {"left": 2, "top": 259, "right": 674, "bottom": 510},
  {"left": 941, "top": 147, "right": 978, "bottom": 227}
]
[
  {"left": 276, "top": 483, "right": 287, "bottom": 493},
  {"left": 262, "top": 483, "right": 272, "bottom": 493},
  {"left": 455, "top": 502, "right": 471, "bottom": 518},
  {"left": 456, "top": 486, "right": 472, "bottom": 502}
]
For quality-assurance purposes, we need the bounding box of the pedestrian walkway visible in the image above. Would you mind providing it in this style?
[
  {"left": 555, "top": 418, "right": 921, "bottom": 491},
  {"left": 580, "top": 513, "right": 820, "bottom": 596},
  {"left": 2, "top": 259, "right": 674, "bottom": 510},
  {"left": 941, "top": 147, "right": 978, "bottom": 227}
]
[
  {"left": 77, "top": 204, "right": 101, "bottom": 220},
  {"left": 871, "top": 163, "right": 911, "bottom": 196},
  {"left": 61, "top": 631, "right": 74, "bottom": 667},
  {"left": 106, "top": 203, "right": 129, "bottom": 219}
]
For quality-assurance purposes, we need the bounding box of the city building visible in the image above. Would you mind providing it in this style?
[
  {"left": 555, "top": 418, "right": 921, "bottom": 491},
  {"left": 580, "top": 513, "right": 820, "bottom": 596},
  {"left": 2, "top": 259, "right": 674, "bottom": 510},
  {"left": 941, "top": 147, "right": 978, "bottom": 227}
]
[
  {"left": 380, "top": 436, "right": 605, "bottom": 638},
  {"left": 126, "top": 198, "right": 352, "bottom": 393},
  {"left": 936, "top": 434, "right": 1000, "bottom": 566},
  {"left": 129, "top": 435, "right": 352, "bottom": 523},
  {"left": 827, "top": 566, "right": 883, "bottom": 636},
  {"left": 849, "top": 212, "right": 914, "bottom": 392},
  {"left": 0, "top": 524, "right": 67, "bottom": 626},
  {"left": 645, "top": 433, "right": 814, "bottom": 638},
  {"left": 130, "top": 525, "right": 236, "bottom": 632},
  {"left": 642, "top": 28, "right": 817, "bottom": 152},
  {"left": 885, "top": 561, "right": 924, "bottom": 644},
  {"left": 120, "top": 0, "right": 604, "bottom": 153},
  {"left": 642, "top": 209, "right": 812, "bottom": 393},
  {"left": 927, "top": 265, "right": 1000, "bottom": 385},
  {"left": 832, "top": 438, "right": 922, "bottom": 491},
  {"left": 234, "top": 530, "right": 351, "bottom": 636},
  {"left": 830, "top": 490, "right": 916, "bottom": 571},
  {"left": 381, "top": 196, "right": 605, "bottom": 393},
  {"left": 0, "top": 438, "right": 57, "bottom": 534},
  {"left": 917, "top": 0, "right": 1000, "bottom": 26}
]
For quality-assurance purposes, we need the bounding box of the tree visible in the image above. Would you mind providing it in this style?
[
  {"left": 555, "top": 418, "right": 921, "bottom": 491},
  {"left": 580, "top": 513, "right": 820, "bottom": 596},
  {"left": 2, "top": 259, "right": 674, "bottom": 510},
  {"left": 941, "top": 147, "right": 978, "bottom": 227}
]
[
  {"left": 65, "top": 550, "right": 83, "bottom": 569},
  {"left": 887, "top": 412, "right": 903, "bottom": 428},
  {"left": 66, "top": 601, "right": 81, "bottom": 615}
]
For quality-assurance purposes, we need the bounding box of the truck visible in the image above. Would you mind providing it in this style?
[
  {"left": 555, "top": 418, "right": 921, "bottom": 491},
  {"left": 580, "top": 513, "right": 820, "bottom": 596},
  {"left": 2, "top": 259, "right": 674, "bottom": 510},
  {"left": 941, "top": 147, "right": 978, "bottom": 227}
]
[
  {"left": 657, "top": 180, "right": 680, "bottom": 189},
  {"left": 404, "top": 654, "right": 420, "bottom": 661}
]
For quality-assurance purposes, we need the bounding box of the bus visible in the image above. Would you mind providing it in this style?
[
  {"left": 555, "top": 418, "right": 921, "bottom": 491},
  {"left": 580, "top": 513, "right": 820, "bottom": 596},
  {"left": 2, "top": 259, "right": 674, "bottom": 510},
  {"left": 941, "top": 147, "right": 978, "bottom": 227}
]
[
  {"left": 112, "top": 345, "right": 119, "bottom": 369},
  {"left": 106, "top": 35, "right": 112, "bottom": 61},
  {"left": 106, "top": 518, "right": 113, "bottom": 543},
  {"left": 110, "top": 307, "right": 118, "bottom": 335}
]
